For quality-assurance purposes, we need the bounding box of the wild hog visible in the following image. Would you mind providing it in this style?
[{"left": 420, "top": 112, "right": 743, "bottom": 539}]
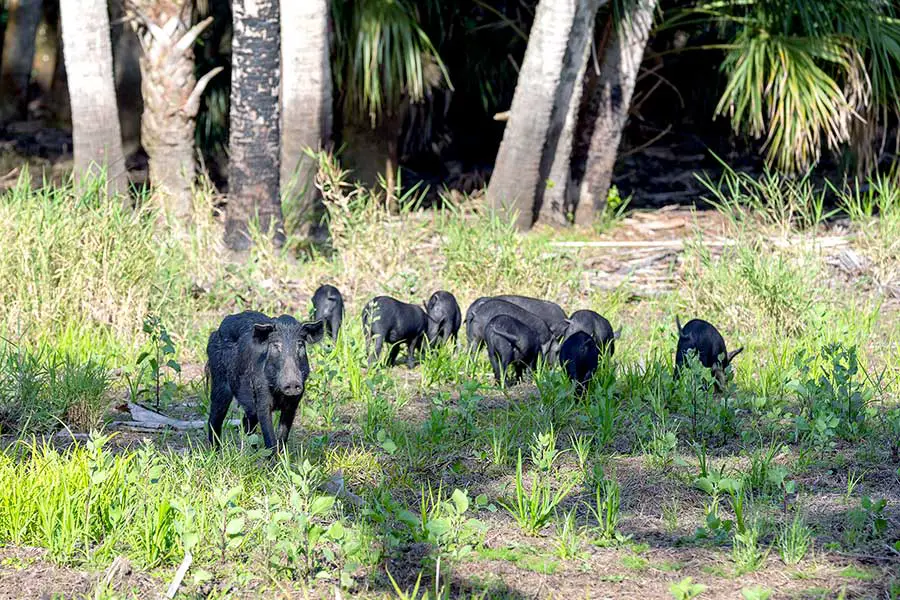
[
  {"left": 207, "top": 311, "right": 324, "bottom": 451},
  {"left": 312, "top": 284, "right": 344, "bottom": 339},
  {"left": 495, "top": 294, "right": 568, "bottom": 332},
  {"left": 559, "top": 331, "right": 600, "bottom": 395},
  {"left": 484, "top": 314, "right": 542, "bottom": 386},
  {"left": 550, "top": 309, "right": 619, "bottom": 363},
  {"left": 466, "top": 298, "right": 554, "bottom": 357},
  {"left": 425, "top": 290, "right": 462, "bottom": 346},
  {"left": 674, "top": 317, "right": 743, "bottom": 391},
  {"left": 362, "top": 296, "right": 431, "bottom": 368}
]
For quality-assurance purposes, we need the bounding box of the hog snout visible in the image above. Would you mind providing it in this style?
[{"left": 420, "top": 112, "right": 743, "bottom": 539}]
[{"left": 278, "top": 378, "right": 304, "bottom": 397}]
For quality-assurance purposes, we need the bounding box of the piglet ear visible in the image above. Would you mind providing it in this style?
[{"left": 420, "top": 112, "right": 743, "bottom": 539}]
[
  {"left": 726, "top": 347, "right": 744, "bottom": 363},
  {"left": 300, "top": 320, "right": 325, "bottom": 344},
  {"left": 253, "top": 322, "right": 275, "bottom": 342}
]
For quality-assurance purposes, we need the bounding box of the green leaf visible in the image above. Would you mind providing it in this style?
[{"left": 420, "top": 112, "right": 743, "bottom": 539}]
[
  {"left": 451, "top": 489, "right": 469, "bottom": 514},
  {"left": 310, "top": 495, "right": 335, "bottom": 517},
  {"left": 182, "top": 532, "right": 199, "bottom": 551},
  {"left": 425, "top": 518, "right": 451, "bottom": 538},
  {"left": 223, "top": 486, "right": 243, "bottom": 506},
  {"left": 225, "top": 517, "right": 245, "bottom": 537},
  {"left": 327, "top": 521, "right": 345, "bottom": 540},
  {"left": 192, "top": 569, "right": 214, "bottom": 585},
  {"left": 396, "top": 509, "right": 419, "bottom": 528}
]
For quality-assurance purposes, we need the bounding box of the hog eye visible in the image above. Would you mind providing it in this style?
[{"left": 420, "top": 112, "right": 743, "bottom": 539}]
[
  {"left": 270, "top": 342, "right": 282, "bottom": 352},
  {"left": 296, "top": 342, "right": 306, "bottom": 354}
]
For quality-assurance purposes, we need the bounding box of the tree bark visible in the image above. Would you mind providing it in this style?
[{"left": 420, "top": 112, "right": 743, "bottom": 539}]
[
  {"left": 574, "top": 0, "right": 657, "bottom": 226},
  {"left": 487, "top": 0, "right": 603, "bottom": 230},
  {"left": 1, "top": 0, "right": 43, "bottom": 123},
  {"left": 127, "top": 2, "right": 222, "bottom": 221},
  {"left": 280, "top": 0, "right": 331, "bottom": 234},
  {"left": 538, "top": 3, "right": 603, "bottom": 226},
  {"left": 226, "top": 0, "right": 283, "bottom": 251},
  {"left": 59, "top": 0, "right": 127, "bottom": 196}
]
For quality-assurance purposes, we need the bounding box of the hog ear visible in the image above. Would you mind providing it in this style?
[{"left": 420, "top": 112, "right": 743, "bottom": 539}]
[
  {"left": 253, "top": 323, "right": 275, "bottom": 342},
  {"left": 675, "top": 316, "right": 684, "bottom": 336},
  {"left": 726, "top": 347, "right": 744, "bottom": 363},
  {"left": 301, "top": 320, "right": 325, "bottom": 344}
]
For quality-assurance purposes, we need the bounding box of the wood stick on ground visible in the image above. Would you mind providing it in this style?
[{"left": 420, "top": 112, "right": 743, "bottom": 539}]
[{"left": 165, "top": 552, "right": 192, "bottom": 599}]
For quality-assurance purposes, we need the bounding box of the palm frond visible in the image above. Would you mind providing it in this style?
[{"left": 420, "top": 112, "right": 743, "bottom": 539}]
[{"left": 332, "top": 0, "right": 450, "bottom": 127}]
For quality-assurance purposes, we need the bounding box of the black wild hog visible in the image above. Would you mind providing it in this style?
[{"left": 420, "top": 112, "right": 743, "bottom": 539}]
[
  {"left": 312, "top": 284, "right": 344, "bottom": 339},
  {"left": 207, "top": 311, "right": 324, "bottom": 451},
  {"left": 551, "top": 310, "right": 618, "bottom": 363},
  {"left": 559, "top": 331, "right": 600, "bottom": 395},
  {"left": 496, "top": 295, "right": 568, "bottom": 331},
  {"left": 464, "top": 297, "right": 492, "bottom": 336},
  {"left": 425, "top": 290, "right": 462, "bottom": 346},
  {"left": 484, "top": 314, "right": 542, "bottom": 386},
  {"left": 466, "top": 298, "right": 554, "bottom": 357},
  {"left": 674, "top": 317, "right": 743, "bottom": 391},
  {"left": 362, "top": 296, "right": 431, "bottom": 368}
]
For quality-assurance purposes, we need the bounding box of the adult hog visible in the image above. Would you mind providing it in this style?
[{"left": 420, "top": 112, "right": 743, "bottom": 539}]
[
  {"left": 466, "top": 298, "right": 554, "bottom": 357},
  {"left": 674, "top": 317, "right": 743, "bottom": 391},
  {"left": 207, "top": 311, "right": 324, "bottom": 451},
  {"left": 362, "top": 296, "right": 431, "bottom": 368},
  {"left": 484, "top": 314, "right": 542, "bottom": 386},
  {"left": 312, "top": 284, "right": 344, "bottom": 339},
  {"left": 425, "top": 290, "right": 462, "bottom": 345},
  {"left": 559, "top": 331, "right": 600, "bottom": 396}
]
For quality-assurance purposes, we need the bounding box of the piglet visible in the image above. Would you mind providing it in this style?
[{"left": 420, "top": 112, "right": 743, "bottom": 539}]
[
  {"left": 363, "top": 296, "right": 431, "bottom": 368},
  {"left": 674, "top": 317, "right": 743, "bottom": 391},
  {"left": 425, "top": 290, "right": 462, "bottom": 346},
  {"left": 312, "top": 284, "right": 344, "bottom": 339},
  {"left": 484, "top": 314, "right": 543, "bottom": 386},
  {"left": 559, "top": 331, "right": 600, "bottom": 395}
]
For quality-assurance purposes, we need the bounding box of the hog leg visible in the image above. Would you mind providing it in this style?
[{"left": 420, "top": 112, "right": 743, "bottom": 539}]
[
  {"left": 488, "top": 349, "right": 504, "bottom": 385},
  {"left": 386, "top": 341, "right": 402, "bottom": 367},
  {"left": 241, "top": 412, "right": 258, "bottom": 435},
  {"left": 369, "top": 334, "right": 385, "bottom": 368},
  {"left": 207, "top": 378, "right": 233, "bottom": 447},
  {"left": 254, "top": 388, "right": 278, "bottom": 451},
  {"left": 406, "top": 334, "right": 422, "bottom": 369},
  {"left": 276, "top": 401, "right": 299, "bottom": 448}
]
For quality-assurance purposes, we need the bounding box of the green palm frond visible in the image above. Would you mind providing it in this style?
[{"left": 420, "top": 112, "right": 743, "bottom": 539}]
[
  {"left": 717, "top": 32, "right": 859, "bottom": 172},
  {"left": 694, "top": 0, "right": 900, "bottom": 172},
  {"left": 332, "top": 0, "right": 450, "bottom": 127}
]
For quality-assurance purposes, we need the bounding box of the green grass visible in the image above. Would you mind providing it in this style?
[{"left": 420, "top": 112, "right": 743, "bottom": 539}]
[{"left": 0, "top": 167, "right": 899, "bottom": 597}]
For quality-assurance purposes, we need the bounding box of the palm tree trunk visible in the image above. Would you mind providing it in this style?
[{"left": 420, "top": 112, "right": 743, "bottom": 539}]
[
  {"left": 1, "top": 0, "right": 43, "bottom": 123},
  {"left": 574, "top": 0, "right": 656, "bottom": 226},
  {"left": 59, "top": 0, "right": 127, "bottom": 196},
  {"left": 127, "top": 2, "right": 222, "bottom": 221},
  {"left": 487, "top": 0, "right": 603, "bottom": 230},
  {"left": 226, "top": 0, "right": 283, "bottom": 251},
  {"left": 280, "top": 0, "right": 331, "bottom": 234},
  {"left": 538, "top": 3, "right": 602, "bottom": 226}
]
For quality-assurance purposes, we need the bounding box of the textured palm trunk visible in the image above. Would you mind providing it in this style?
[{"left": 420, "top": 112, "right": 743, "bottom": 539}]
[
  {"left": 487, "top": 0, "right": 603, "bottom": 230},
  {"left": 538, "top": 0, "right": 605, "bottom": 226},
  {"left": 225, "top": 0, "right": 283, "bottom": 251},
  {"left": 574, "top": 0, "right": 657, "bottom": 226},
  {"left": 280, "top": 0, "right": 331, "bottom": 234},
  {"left": 59, "top": 0, "right": 127, "bottom": 196},
  {"left": 1, "top": 0, "right": 43, "bottom": 122},
  {"left": 127, "top": 1, "right": 222, "bottom": 221}
]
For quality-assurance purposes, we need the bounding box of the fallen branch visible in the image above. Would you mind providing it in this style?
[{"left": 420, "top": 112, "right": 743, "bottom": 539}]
[{"left": 165, "top": 552, "right": 192, "bottom": 599}]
